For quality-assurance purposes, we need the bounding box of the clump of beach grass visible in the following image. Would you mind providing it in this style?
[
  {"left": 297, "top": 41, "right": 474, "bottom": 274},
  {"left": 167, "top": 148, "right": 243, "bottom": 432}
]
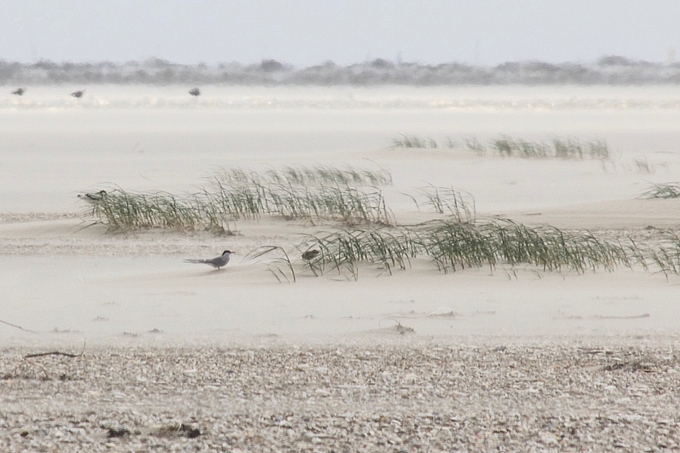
[
  {"left": 453, "top": 135, "right": 611, "bottom": 159},
  {"left": 204, "top": 165, "right": 394, "bottom": 224},
  {"left": 481, "top": 220, "right": 630, "bottom": 273},
  {"left": 416, "top": 221, "right": 495, "bottom": 273},
  {"left": 639, "top": 182, "right": 680, "bottom": 199},
  {"left": 492, "top": 137, "right": 551, "bottom": 158},
  {"left": 299, "top": 227, "right": 420, "bottom": 280},
  {"left": 80, "top": 166, "right": 395, "bottom": 232},
  {"left": 407, "top": 185, "right": 476, "bottom": 224},
  {"left": 462, "top": 137, "right": 486, "bottom": 155},
  {"left": 414, "top": 219, "right": 632, "bottom": 275},
  {"left": 482, "top": 136, "right": 610, "bottom": 159},
  {"left": 641, "top": 232, "right": 680, "bottom": 278},
  {"left": 80, "top": 164, "right": 680, "bottom": 282},
  {"left": 393, "top": 134, "right": 610, "bottom": 159},
  {"left": 263, "top": 184, "right": 393, "bottom": 224},
  {"left": 85, "top": 189, "right": 220, "bottom": 232},
  {"left": 83, "top": 184, "right": 393, "bottom": 231},
  {"left": 270, "top": 219, "right": 637, "bottom": 280},
  {"left": 392, "top": 134, "right": 438, "bottom": 149},
  {"left": 633, "top": 158, "right": 654, "bottom": 174},
  {"left": 213, "top": 165, "right": 393, "bottom": 188},
  {"left": 246, "top": 246, "right": 297, "bottom": 283}
]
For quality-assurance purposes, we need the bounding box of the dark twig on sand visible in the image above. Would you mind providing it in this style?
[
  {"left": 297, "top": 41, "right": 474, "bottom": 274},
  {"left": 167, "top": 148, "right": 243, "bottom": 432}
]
[
  {"left": 3, "top": 341, "right": 87, "bottom": 380},
  {"left": 23, "top": 340, "right": 87, "bottom": 359},
  {"left": 0, "top": 319, "right": 38, "bottom": 333},
  {"left": 24, "top": 351, "right": 80, "bottom": 359}
]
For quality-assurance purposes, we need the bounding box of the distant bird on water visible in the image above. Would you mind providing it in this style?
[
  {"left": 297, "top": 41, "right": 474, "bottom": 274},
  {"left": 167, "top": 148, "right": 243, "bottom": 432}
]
[
  {"left": 185, "top": 250, "right": 234, "bottom": 270},
  {"left": 77, "top": 190, "right": 107, "bottom": 201},
  {"left": 189, "top": 87, "right": 201, "bottom": 96},
  {"left": 12, "top": 88, "right": 25, "bottom": 96},
  {"left": 71, "top": 90, "right": 85, "bottom": 98},
  {"left": 301, "top": 249, "right": 320, "bottom": 261}
]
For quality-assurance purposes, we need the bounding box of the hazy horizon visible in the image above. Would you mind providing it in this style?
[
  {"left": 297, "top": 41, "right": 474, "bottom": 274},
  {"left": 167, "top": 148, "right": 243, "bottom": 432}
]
[
  {"left": 0, "top": 55, "right": 674, "bottom": 68},
  {"left": 2, "top": 1, "right": 679, "bottom": 67}
]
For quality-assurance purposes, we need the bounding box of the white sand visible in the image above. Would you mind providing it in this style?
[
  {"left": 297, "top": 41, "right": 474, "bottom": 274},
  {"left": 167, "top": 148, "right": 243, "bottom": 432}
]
[
  {"left": 2, "top": 85, "right": 680, "bottom": 347},
  {"left": 3, "top": 85, "right": 680, "bottom": 451}
]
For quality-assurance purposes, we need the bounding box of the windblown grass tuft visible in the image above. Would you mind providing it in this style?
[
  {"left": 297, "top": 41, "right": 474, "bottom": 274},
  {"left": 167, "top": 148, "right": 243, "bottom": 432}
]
[
  {"left": 299, "top": 227, "right": 420, "bottom": 279},
  {"left": 415, "top": 219, "right": 632, "bottom": 274},
  {"left": 392, "top": 134, "right": 438, "bottom": 149},
  {"left": 392, "top": 134, "right": 610, "bottom": 159},
  {"left": 80, "top": 166, "right": 395, "bottom": 231},
  {"left": 85, "top": 189, "right": 218, "bottom": 232},
  {"left": 480, "top": 220, "right": 629, "bottom": 273},
  {"left": 639, "top": 182, "right": 680, "bottom": 199},
  {"left": 270, "top": 219, "right": 638, "bottom": 280},
  {"left": 407, "top": 185, "right": 476, "bottom": 224},
  {"left": 80, "top": 164, "right": 680, "bottom": 282},
  {"left": 213, "top": 165, "right": 393, "bottom": 188},
  {"left": 643, "top": 232, "right": 680, "bottom": 278},
  {"left": 476, "top": 136, "right": 610, "bottom": 160},
  {"left": 246, "top": 246, "right": 297, "bottom": 283}
]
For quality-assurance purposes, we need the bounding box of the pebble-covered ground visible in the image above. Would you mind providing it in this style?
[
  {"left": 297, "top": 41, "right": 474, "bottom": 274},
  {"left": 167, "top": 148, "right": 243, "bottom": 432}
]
[{"left": 1, "top": 343, "right": 680, "bottom": 452}]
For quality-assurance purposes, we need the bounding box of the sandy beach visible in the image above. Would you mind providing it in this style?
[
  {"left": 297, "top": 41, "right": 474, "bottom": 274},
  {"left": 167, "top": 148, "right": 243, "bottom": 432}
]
[
  {"left": 2, "top": 85, "right": 680, "bottom": 451},
  {"left": 3, "top": 341, "right": 680, "bottom": 452}
]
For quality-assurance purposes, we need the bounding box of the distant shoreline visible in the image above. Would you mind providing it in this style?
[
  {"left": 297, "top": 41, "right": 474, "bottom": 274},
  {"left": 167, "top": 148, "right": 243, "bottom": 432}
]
[{"left": 3, "top": 56, "right": 680, "bottom": 86}]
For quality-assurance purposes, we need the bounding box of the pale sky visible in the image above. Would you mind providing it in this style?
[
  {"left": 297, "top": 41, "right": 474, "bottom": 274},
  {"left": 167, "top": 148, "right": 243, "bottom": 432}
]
[{"left": 2, "top": 0, "right": 679, "bottom": 66}]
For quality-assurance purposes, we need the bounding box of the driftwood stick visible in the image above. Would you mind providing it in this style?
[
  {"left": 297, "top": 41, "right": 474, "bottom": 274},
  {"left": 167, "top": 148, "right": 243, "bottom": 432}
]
[
  {"left": 24, "top": 351, "right": 79, "bottom": 359},
  {"left": 0, "top": 319, "right": 37, "bottom": 333},
  {"left": 23, "top": 340, "right": 86, "bottom": 360}
]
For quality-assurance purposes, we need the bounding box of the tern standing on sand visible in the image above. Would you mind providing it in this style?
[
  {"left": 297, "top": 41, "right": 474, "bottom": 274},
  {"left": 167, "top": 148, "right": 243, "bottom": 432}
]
[{"left": 184, "top": 250, "right": 234, "bottom": 270}]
